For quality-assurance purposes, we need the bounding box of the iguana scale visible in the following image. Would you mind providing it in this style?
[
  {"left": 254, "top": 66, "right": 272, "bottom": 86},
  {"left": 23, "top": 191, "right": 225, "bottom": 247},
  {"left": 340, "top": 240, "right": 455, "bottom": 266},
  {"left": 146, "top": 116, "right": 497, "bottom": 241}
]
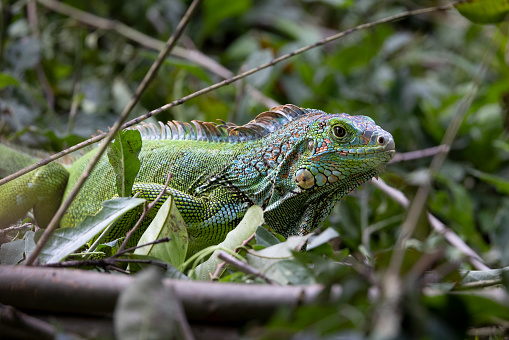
[{"left": 0, "top": 104, "right": 395, "bottom": 256}]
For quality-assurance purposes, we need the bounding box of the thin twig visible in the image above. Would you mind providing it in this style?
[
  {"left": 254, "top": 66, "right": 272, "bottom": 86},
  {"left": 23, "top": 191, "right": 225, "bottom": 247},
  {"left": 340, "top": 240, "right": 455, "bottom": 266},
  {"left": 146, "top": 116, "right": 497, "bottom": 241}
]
[
  {"left": 27, "top": 0, "right": 55, "bottom": 110},
  {"left": 116, "top": 171, "right": 172, "bottom": 254},
  {"left": 216, "top": 250, "right": 274, "bottom": 284},
  {"left": 114, "top": 237, "right": 171, "bottom": 257},
  {"left": 211, "top": 231, "right": 256, "bottom": 280},
  {"left": 372, "top": 178, "right": 489, "bottom": 270},
  {"left": 40, "top": 257, "right": 170, "bottom": 270},
  {"left": 0, "top": 223, "right": 36, "bottom": 236},
  {"left": 388, "top": 145, "right": 449, "bottom": 163},
  {"left": 387, "top": 28, "right": 497, "bottom": 274},
  {"left": 0, "top": 3, "right": 456, "bottom": 188},
  {"left": 453, "top": 279, "right": 503, "bottom": 290},
  {"left": 24, "top": 0, "right": 201, "bottom": 266},
  {"left": 373, "top": 30, "right": 498, "bottom": 336}
]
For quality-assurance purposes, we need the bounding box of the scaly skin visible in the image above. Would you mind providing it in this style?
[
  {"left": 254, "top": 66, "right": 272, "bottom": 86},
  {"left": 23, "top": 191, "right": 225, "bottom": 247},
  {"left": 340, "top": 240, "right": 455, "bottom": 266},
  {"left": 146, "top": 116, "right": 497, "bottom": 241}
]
[{"left": 0, "top": 105, "right": 395, "bottom": 256}]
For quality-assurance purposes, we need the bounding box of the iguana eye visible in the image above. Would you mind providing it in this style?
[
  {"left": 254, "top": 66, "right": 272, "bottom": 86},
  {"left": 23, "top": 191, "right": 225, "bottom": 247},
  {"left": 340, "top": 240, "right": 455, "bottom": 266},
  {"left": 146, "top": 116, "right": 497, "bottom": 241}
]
[{"left": 333, "top": 125, "right": 347, "bottom": 138}]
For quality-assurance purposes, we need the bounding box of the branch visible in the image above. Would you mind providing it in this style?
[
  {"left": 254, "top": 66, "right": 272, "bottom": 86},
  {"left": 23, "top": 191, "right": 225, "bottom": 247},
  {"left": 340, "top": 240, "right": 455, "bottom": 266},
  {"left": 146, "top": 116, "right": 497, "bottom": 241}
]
[
  {"left": 25, "top": 0, "right": 201, "bottom": 265},
  {"left": 114, "top": 236, "right": 171, "bottom": 257},
  {"left": 388, "top": 145, "right": 449, "bottom": 163},
  {"left": 0, "top": 265, "right": 340, "bottom": 322},
  {"left": 372, "top": 178, "right": 489, "bottom": 271},
  {"left": 0, "top": 304, "right": 57, "bottom": 340},
  {"left": 216, "top": 250, "right": 274, "bottom": 284},
  {"left": 0, "top": 3, "right": 456, "bottom": 188}
]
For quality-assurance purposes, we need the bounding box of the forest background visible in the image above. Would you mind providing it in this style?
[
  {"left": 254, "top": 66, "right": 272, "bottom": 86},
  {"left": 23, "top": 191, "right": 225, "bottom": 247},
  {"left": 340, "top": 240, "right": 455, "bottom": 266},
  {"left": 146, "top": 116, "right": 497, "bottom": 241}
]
[{"left": 1, "top": 0, "right": 509, "bottom": 339}]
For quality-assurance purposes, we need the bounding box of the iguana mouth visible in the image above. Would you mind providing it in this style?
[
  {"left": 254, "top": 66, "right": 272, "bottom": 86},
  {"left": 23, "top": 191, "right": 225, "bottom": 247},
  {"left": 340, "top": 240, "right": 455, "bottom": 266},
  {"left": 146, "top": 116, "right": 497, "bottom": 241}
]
[{"left": 337, "top": 140, "right": 395, "bottom": 161}]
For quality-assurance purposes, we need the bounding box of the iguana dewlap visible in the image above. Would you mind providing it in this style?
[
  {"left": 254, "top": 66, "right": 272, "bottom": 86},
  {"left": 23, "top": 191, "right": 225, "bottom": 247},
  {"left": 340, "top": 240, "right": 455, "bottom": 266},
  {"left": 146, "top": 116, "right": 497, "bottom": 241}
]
[{"left": 0, "top": 104, "right": 395, "bottom": 256}]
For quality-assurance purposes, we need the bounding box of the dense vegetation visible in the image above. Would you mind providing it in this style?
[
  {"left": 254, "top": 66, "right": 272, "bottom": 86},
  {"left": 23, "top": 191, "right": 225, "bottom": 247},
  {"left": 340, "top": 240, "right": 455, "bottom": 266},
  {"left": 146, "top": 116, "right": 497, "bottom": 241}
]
[{"left": 1, "top": 0, "right": 509, "bottom": 339}]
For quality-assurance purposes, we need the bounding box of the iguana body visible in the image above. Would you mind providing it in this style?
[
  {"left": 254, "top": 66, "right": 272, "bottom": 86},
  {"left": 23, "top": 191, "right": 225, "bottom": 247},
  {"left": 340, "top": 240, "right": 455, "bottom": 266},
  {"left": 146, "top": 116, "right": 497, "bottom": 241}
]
[{"left": 0, "top": 105, "right": 395, "bottom": 256}]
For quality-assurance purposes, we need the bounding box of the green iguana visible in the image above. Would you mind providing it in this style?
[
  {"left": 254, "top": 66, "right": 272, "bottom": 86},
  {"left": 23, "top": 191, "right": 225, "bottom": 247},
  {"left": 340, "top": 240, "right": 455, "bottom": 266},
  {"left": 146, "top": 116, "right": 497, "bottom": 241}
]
[{"left": 0, "top": 104, "right": 395, "bottom": 256}]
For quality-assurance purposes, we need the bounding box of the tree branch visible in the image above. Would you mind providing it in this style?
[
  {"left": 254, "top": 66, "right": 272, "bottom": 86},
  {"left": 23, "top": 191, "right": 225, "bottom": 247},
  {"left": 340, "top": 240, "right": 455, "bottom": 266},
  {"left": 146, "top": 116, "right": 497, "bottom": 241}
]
[
  {"left": 0, "top": 265, "right": 340, "bottom": 322},
  {"left": 216, "top": 250, "right": 274, "bottom": 284},
  {"left": 0, "top": 304, "right": 57, "bottom": 340},
  {"left": 388, "top": 145, "right": 450, "bottom": 163}
]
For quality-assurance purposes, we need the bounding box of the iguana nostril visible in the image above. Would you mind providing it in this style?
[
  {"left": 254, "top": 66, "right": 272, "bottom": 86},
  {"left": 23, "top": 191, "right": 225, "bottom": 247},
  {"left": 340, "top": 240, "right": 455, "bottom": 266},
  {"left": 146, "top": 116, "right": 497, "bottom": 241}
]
[{"left": 378, "top": 136, "right": 385, "bottom": 144}]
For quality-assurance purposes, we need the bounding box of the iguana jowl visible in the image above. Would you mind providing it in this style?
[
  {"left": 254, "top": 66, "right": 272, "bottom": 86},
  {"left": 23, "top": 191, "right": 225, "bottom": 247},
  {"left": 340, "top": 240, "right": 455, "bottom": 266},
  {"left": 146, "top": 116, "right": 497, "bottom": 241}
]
[{"left": 0, "top": 104, "right": 395, "bottom": 256}]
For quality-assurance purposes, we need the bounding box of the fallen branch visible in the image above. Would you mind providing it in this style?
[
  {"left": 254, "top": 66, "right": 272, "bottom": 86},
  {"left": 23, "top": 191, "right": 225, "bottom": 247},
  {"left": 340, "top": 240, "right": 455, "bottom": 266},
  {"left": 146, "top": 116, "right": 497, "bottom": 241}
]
[
  {"left": 0, "top": 265, "right": 341, "bottom": 322},
  {"left": 0, "top": 304, "right": 57, "bottom": 340}
]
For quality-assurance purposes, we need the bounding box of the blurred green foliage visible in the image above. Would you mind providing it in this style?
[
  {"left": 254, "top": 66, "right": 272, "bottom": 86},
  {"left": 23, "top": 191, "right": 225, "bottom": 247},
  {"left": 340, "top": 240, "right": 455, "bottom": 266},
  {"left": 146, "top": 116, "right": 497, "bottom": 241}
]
[{"left": 1, "top": 0, "right": 509, "bottom": 338}]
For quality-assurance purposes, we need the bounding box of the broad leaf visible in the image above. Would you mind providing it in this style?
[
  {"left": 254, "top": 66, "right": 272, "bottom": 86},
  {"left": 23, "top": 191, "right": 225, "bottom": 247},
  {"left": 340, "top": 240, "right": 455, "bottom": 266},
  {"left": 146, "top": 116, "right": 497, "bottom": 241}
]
[
  {"left": 134, "top": 195, "right": 188, "bottom": 268},
  {"left": 247, "top": 234, "right": 314, "bottom": 285},
  {"left": 107, "top": 130, "right": 142, "bottom": 197},
  {"left": 255, "top": 225, "right": 281, "bottom": 247},
  {"left": 0, "top": 239, "right": 25, "bottom": 265},
  {"left": 0, "top": 73, "right": 20, "bottom": 89},
  {"left": 114, "top": 267, "right": 184, "bottom": 340},
  {"left": 461, "top": 266, "right": 509, "bottom": 284},
  {"left": 456, "top": 0, "right": 509, "bottom": 24},
  {"left": 307, "top": 228, "right": 340, "bottom": 250},
  {"left": 38, "top": 198, "right": 145, "bottom": 263},
  {"left": 469, "top": 169, "right": 509, "bottom": 195},
  {"left": 193, "top": 205, "right": 264, "bottom": 280}
]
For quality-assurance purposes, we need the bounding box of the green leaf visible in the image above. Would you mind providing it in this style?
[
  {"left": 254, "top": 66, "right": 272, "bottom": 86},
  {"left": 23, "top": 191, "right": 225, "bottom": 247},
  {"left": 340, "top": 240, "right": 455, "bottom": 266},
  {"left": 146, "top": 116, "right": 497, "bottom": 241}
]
[
  {"left": 246, "top": 234, "right": 314, "bottom": 285},
  {"left": 0, "top": 73, "right": 20, "bottom": 89},
  {"left": 134, "top": 195, "right": 188, "bottom": 268},
  {"left": 255, "top": 225, "right": 281, "bottom": 247},
  {"left": 455, "top": 294, "right": 509, "bottom": 325},
  {"left": 455, "top": 0, "right": 509, "bottom": 24},
  {"left": 96, "top": 237, "right": 124, "bottom": 252},
  {"left": 307, "top": 228, "right": 340, "bottom": 250},
  {"left": 203, "top": 0, "right": 251, "bottom": 33},
  {"left": 114, "top": 267, "right": 183, "bottom": 340},
  {"left": 245, "top": 49, "right": 274, "bottom": 87},
  {"left": 460, "top": 266, "right": 509, "bottom": 284},
  {"left": 38, "top": 198, "right": 145, "bottom": 264},
  {"left": 107, "top": 130, "right": 142, "bottom": 197},
  {"left": 23, "top": 230, "right": 36, "bottom": 259},
  {"left": 0, "top": 239, "right": 25, "bottom": 265},
  {"left": 193, "top": 205, "right": 264, "bottom": 280},
  {"left": 469, "top": 169, "right": 509, "bottom": 195}
]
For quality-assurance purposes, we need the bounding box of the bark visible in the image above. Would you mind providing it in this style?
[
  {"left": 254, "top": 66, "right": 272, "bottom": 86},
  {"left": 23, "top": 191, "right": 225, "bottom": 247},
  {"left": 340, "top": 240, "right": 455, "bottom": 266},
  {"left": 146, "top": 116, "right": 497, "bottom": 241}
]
[{"left": 0, "top": 265, "right": 341, "bottom": 322}]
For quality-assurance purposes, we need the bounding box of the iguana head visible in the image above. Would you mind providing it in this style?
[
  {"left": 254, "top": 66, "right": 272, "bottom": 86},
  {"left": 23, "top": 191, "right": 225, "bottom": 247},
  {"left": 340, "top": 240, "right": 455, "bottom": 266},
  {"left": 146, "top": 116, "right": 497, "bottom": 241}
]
[{"left": 291, "top": 111, "right": 395, "bottom": 193}]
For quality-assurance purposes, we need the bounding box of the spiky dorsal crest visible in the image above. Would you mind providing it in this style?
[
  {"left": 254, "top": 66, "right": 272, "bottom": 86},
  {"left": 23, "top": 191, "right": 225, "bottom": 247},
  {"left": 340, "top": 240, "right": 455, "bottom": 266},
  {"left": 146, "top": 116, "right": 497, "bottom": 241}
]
[{"left": 132, "top": 104, "right": 316, "bottom": 143}]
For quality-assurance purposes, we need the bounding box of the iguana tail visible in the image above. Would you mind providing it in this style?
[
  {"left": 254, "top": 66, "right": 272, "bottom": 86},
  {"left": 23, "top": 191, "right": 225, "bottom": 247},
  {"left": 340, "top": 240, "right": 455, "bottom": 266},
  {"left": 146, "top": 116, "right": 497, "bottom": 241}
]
[{"left": 0, "top": 144, "right": 69, "bottom": 228}]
